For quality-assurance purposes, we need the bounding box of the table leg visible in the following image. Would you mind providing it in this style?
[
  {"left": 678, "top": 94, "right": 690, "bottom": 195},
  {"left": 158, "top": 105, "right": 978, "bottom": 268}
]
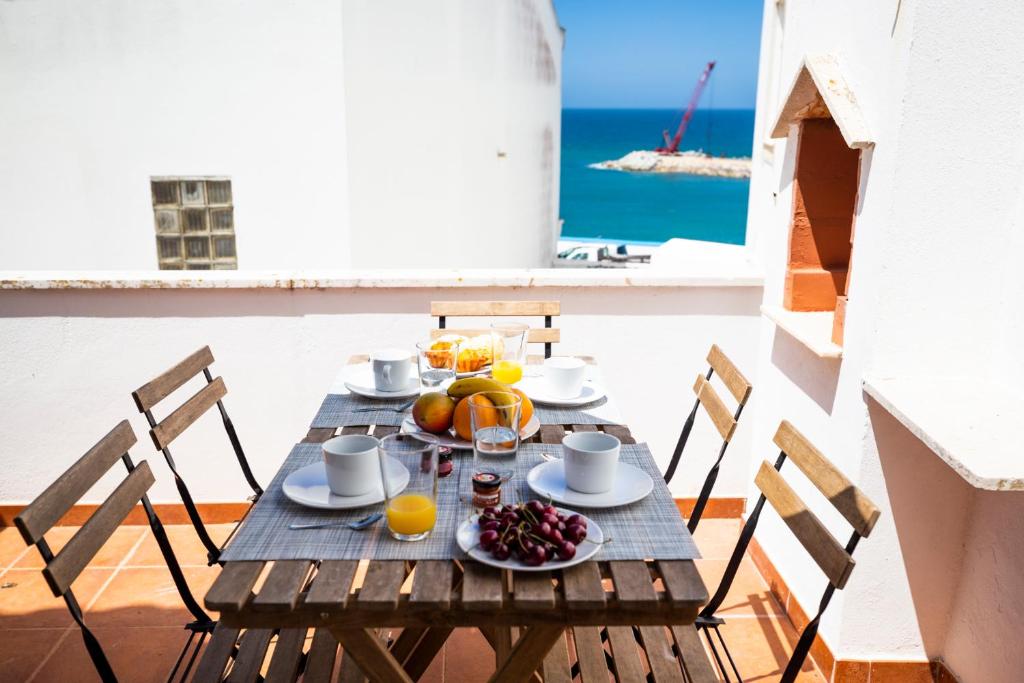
[
  {"left": 330, "top": 627, "right": 414, "bottom": 683},
  {"left": 487, "top": 626, "right": 565, "bottom": 683},
  {"left": 403, "top": 627, "right": 454, "bottom": 680}
]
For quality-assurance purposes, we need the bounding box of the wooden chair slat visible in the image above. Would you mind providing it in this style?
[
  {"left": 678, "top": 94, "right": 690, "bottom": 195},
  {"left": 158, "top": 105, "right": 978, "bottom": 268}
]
[
  {"left": 149, "top": 376, "right": 227, "bottom": 450},
  {"left": 14, "top": 420, "right": 136, "bottom": 544},
  {"left": 560, "top": 562, "right": 606, "bottom": 609},
  {"left": 251, "top": 560, "right": 313, "bottom": 612},
  {"left": 305, "top": 560, "right": 359, "bottom": 609},
  {"left": 540, "top": 633, "right": 573, "bottom": 683},
  {"left": 774, "top": 420, "right": 881, "bottom": 537},
  {"left": 606, "top": 626, "right": 648, "bottom": 682},
  {"left": 609, "top": 561, "right": 658, "bottom": 609},
  {"left": 205, "top": 561, "right": 264, "bottom": 612},
  {"left": 410, "top": 561, "right": 454, "bottom": 608},
  {"left": 638, "top": 626, "right": 686, "bottom": 683},
  {"left": 429, "top": 327, "right": 560, "bottom": 344},
  {"left": 132, "top": 345, "right": 214, "bottom": 412},
  {"left": 191, "top": 624, "right": 241, "bottom": 683},
  {"left": 431, "top": 300, "right": 560, "bottom": 316},
  {"left": 755, "top": 461, "right": 856, "bottom": 588},
  {"left": 263, "top": 628, "right": 307, "bottom": 683},
  {"left": 600, "top": 424, "right": 636, "bottom": 445},
  {"left": 671, "top": 625, "right": 718, "bottom": 683},
  {"left": 513, "top": 572, "right": 556, "bottom": 609},
  {"left": 304, "top": 628, "right": 340, "bottom": 681},
  {"left": 693, "top": 375, "right": 737, "bottom": 442},
  {"left": 43, "top": 461, "right": 155, "bottom": 595},
  {"left": 490, "top": 626, "right": 565, "bottom": 683},
  {"left": 330, "top": 627, "right": 411, "bottom": 683},
  {"left": 707, "top": 344, "right": 753, "bottom": 404},
  {"left": 539, "top": 424, "right": 567, "bottom": 445},
  {"left": 226, "top": 627, "right": 274, "bottom": 683},
  {"left": 461, "top": 561, "right": 504, "bottom": 610},
  {"left": 656, "top": 561, "right": 708, "bottom": 608},
  {"left": 358, "top": 561, "right": 407, "bottom": 610},
  {"left": 338, "top": 649, "right": 367, "bottom": 683},
  {"left": 572, "top": 626, "right": 609, "bottom": 682}
]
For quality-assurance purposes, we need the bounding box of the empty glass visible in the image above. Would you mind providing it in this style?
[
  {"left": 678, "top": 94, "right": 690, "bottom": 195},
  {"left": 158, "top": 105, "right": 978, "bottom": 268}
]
[
  {"left": 490, "top": 322, "right": 529, "bottom": 385},
  {"left": 416, "top": 339, "right": 460, "bottom": 395},
  {"left": 378, "top": 433, "right": 439, "bottom": 541},
  {"left": 468, "top": 391, "right": 522, "bottom": 505}
]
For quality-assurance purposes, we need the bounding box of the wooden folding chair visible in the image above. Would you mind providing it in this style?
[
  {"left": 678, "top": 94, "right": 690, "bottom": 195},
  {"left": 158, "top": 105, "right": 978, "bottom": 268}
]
[
  {"left": 430, "top": 300, "right": 561, "bottom": 358},
  {"left": 132, "top": 346, "right": 262, "bottom": 565},
  {"left": 693, "top": 420, "right": 881, "bottom": 682},
  {"left": 664, "top": 344, "right": 753, "bottom": 532}
]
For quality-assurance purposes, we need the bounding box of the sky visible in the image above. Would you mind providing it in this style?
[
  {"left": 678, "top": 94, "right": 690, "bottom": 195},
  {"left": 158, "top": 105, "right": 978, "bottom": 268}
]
[{"left": 553, "top": 0, "right": 763, "bottom": 109}]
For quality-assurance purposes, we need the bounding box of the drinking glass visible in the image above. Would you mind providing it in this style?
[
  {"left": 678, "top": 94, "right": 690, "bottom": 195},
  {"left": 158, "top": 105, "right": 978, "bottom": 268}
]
[
  {"left": 416, "top": 339, "right": 460, "bottom": 395},
  {"left": 378, "top": 433, "right": 439, "bottom": 541},
  {"left": 469, "top": 391, "right": 522, "bottom": 505},
  {"left": 490, "top": 322, "right": 528, "bottom": 384}
]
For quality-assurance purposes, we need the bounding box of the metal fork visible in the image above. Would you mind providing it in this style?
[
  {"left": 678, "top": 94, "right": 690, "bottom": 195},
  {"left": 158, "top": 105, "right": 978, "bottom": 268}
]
[{"left": 353, "top": 398, "right": 416, "bottom": 413}]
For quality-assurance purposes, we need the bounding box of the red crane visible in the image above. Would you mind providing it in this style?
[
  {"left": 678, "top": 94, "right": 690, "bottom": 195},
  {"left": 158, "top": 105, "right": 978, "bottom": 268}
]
[{"left": 655, "top": 60, "right": 716, "bottom": 155}]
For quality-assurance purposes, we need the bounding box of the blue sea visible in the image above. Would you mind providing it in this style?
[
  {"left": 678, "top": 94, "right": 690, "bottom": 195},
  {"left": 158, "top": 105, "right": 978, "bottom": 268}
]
[{"left": 559, "top": 109, "right": 755, "bottom": 245}]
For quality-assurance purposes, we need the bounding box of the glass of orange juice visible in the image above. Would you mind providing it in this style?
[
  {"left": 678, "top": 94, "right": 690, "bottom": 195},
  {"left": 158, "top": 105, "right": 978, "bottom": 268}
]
[
  {"left": 490, "top": 322, "right": 528, "bottom": 384},
  {"left": 378, "top": 433, "right": 439, "bottom": 541}
]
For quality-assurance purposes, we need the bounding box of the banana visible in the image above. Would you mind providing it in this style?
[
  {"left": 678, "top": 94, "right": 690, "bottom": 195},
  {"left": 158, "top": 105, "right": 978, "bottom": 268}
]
[{"left": 446, "top": 376, "right": 512, "bottom": 399}]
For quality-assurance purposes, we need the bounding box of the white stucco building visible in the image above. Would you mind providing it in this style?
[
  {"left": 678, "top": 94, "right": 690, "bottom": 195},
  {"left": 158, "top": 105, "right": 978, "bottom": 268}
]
[{"left": 0, "top": 0, "right": 563, "bottom": 270}]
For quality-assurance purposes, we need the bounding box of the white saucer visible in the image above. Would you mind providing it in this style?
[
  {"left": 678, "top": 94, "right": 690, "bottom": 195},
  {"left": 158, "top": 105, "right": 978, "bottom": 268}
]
[
  {"left": 400, "top": 414, "right": 540, "bottom": 449},
  {"left": 456, "top": 507, "right": 603, "bottom": 572},
  {"left": 526, "top": 459, "right": 653, "bottom": 508},
  {"left": 516, "top": 376, "right": 607, "bottom": 407},
  {"left": 281, "top": 456, "right": 409, "bottom": 510},
  {"left": 342, "top": 363, "right": 419, "bottom": 399}
]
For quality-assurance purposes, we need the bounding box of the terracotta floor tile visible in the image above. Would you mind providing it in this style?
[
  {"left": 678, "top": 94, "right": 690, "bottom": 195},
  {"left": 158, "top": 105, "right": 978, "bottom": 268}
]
[
  {"left": 707, "top": 615, "right": 823, "bottom": 682},
  {"left": 692, "top": 518, "right": 743, "bottom": 560},
  {"left": 0, "top": 628, "right": 66, "bottom": 680},
  {"left": 13, "top": 526, "right": 148, "bottom": 569},
  {"left": 0, "top": 569, "right": 112, "bottom": 629},
  {"left": 33, "top": 626, "right": 193, "bottom": 683},
  {"left": 0, "top": 527, "right": 33, "bottom": 569},
  {"left": 870, "top": 661, "right": 933, "bottom": 683},
  {"left": 696, "top": 557, "right": 785, "bottom": 617},
  {"left": 444, "top": 627, "right": 496, "bottom": 682},
  {"left": 85, "top": 566, "right": 218, "bottom": 627},
  {"left": 126, "top": 523, "right": 235, "bottom": 567}
]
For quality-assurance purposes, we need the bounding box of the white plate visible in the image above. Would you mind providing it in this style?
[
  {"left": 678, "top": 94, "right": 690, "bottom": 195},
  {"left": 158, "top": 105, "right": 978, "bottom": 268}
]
[
  {"left": 526, "top": 459, "right": 654, "bottom": 508},
  {"left": 516, "top": 376, "right": 607, "bottom": 407},
  {"left": 400, "top": 414, "right": 540, "bottom": 449},
  {"left": 343, "top": 363, "right": 420, "bottom": 400},
  {"left": 281, "top": 456, "right": 409, "bottom": 510},
  {"left": 456, "top": 507, "right": 603, "bottom": 572}
]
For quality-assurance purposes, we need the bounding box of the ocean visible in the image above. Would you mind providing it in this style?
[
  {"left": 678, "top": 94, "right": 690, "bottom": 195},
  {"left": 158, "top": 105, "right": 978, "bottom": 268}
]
[{"left": 559, "top": 109, "right": 755, "bottom": 245}]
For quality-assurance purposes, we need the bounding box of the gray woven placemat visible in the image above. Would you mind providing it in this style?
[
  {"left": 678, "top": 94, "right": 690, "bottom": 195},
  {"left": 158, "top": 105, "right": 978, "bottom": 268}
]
[
  {"left": 533, "top": 397, "right": 619, "bottom": 425},
  {"left": 310, "top": 393, "right": 411, "bottom": 428},
  {"left": 220, "top": 442, "right": 698, "bottom": 562}
]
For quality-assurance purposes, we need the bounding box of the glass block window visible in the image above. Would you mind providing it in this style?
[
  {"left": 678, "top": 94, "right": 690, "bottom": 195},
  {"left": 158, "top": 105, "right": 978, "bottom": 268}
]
[{"left": 150, "top": 178, "right": 237, "bottom": 270}]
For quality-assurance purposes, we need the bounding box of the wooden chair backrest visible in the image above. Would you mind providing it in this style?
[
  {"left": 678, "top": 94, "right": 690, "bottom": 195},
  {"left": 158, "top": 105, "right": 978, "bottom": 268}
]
[
  {"left": 14, "top": 421, "right": 156, "bottom": 596},
  {"left": 690, "top": 345, "right": 752, "bottom": 443},
  {"left": 755, "top": 421, "right": 880, "bottom": 589},
  {"left": 430, "top": 300, "right": 561, "bottom": 346},
  {"left": 131, "top": 346, "right": 226, "bottom": 450}
]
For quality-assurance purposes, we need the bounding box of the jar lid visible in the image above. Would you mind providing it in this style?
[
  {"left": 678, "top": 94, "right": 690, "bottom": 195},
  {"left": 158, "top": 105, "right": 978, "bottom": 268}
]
[{"left": 472, "top": 471, "right": 502, "bottom": 490}]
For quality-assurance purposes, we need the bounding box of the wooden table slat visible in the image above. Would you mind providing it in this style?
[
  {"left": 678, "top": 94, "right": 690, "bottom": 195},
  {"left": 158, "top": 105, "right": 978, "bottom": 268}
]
[
  {"left": 251, "top": 560, "right": 312, "bottom": 612},
  {"left": 671, "top": 625, "right": 718, "bottom": 683},
  {"left": 358, "top": 560, "right": 408, "bottom": 610},
  {"left": 573, "top": 626, "right": 609, "bottom": 683},
  {"left": 461, "top": 562, "right": 504, "bottom": 610},
  {"left": 539, "top": 424, "right": 567, "bottom": 445},
  {"left": 560, "top": 563, "right": 606, "bottom": 609},
  {"left": 205, "top": 562, "right": 264, "bottom": 612},
  {"left": 341, "top": 425, "right": 371, "bottom": 435},
  {"left": 305, "top": 560, "right": 359, "bottom": 609},
  {"left": 303, "top": 427, "right": 337, "bottom": 443},
  {"left": 656, "top": 561, "right": 708, "bottom": 607},
  {"left": 571, "top": 424, "right": 599, "bottom": 432},
  {"left": 410, "top": 561, "right": 454, "bottom": 608},
  {"left": 373, "top": 424, "right": 401, "bottom": 438},
  {"left": 609, "top": 561, "right": 659, "bottom": 608},
  {"left": 606, "top": 626, "right": 648, "bottom": 682},
  {"left": 513, "top": 572, "right": 556, "bottom": 609},
  {"left": 600, "top": 424, "right": 636, "bottom": 445},
  {"left": 638, "top": 625, "right": 686, "bottom": 683}
]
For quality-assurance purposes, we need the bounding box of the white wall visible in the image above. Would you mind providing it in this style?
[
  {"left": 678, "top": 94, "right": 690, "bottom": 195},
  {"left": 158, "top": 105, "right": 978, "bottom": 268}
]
[
  {"left": 745, "top": 0, "right": 1024, "bottom": 676},
  {"left": 0, "top": 278, "right": 762, "bottom": 507},
  {"left": 341, "top": 0, "right": 563, "bottom": 268},
  {"left": 0, "top": 0, "right": 351, "bottom": 270}
]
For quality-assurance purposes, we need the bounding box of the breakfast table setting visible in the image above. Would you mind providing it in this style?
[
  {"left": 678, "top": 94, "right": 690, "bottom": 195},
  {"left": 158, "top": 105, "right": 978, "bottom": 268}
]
[{"left": 204, "top": 325, "right": 709, "bottom": 683}]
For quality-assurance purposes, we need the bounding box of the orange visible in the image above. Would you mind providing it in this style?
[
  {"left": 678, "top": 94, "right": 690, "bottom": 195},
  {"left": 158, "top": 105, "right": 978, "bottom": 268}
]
[
  {"left": 453, "top": 394, "right": 498, "bottom": 441},
  {"left": 511, "top": 388, "right": 534, "bottom": 426}
]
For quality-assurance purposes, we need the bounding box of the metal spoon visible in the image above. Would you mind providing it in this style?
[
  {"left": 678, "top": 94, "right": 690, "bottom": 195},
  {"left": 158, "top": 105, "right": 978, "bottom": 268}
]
[{"left": 289, "top": 512, "right": 382, "bottom": 531}]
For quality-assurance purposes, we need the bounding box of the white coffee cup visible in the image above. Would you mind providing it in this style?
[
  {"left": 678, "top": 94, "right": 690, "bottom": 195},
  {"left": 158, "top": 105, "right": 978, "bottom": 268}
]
[
  {"left": 371, "top": 349, "right": 412, "bottom": 392},
  {"left": 562, "top": 431, "right": 620, "bottom": 494},
  {"left": 322, "top": 434, "right": 381, "bottom": 496},
  {"left": 543, "top": 356, "right": 587, "bottom": 399}
]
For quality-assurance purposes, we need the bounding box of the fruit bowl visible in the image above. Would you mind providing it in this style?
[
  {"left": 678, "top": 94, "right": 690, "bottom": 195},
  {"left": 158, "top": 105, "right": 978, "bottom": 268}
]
[
  {"left": 400, "top": 414, "right": 540, "bottom": 449},
  {"left": 456, "top": 503, "right": 603, "bottom": 572}
]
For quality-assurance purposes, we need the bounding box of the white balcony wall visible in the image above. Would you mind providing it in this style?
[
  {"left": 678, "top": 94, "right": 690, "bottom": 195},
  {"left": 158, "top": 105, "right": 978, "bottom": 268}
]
[
  {"left": 341, "top": 0, "right": 563, "bottom": 268},
  {"left": 0, "top": 0, "right": 351, "bottom": 270},
  {"left": 0, "top": 274, "right": 761, "bottom": 511}
]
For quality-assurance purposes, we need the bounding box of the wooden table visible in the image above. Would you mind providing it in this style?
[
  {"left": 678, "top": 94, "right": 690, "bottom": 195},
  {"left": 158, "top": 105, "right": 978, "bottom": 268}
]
[{"left": 203, "top": 361, "right": 710, "bottom": 683}]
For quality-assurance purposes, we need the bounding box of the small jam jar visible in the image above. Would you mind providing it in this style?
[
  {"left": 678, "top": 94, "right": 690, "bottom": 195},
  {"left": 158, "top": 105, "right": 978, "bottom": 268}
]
[
  {"left": 437, "top": 446, "right": 454, "bottom": 478},
  {"left": 472, "top": 471, "right": 502, "bottom": 510}
]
